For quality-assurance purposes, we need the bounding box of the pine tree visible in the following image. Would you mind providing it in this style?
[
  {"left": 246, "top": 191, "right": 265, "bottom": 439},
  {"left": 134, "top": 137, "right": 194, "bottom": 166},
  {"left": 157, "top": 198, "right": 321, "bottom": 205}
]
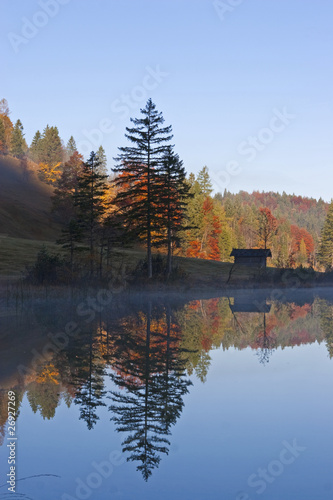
[
  {"left": 29, "top": 130, "right": 42, "bottom": 163},
  {"left": 318, "top": 201, "right": 333, "bottom": 270},
  {"left": 75, "top": 151, "right": 110, "bottom": 277},
  {"left": 113, "top": 98, "right": 173, "bottom": 278},
  {"left": 66, "top": 136, "right": 77, "bottom": 158},
  {"left": 96, "top": 145, "right": 108, "bottom": 175},
  {"left": 10, "top": 119, "right": 26, "bottom": 158}
]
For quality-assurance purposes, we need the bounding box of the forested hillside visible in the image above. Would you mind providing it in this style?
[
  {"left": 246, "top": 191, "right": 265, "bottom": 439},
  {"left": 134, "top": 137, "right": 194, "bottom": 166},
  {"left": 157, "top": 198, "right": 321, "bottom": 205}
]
[
  {"left": 1, "top": 96, "right": 332, "bottom": 278},
  {"left": 216, "top": 190, "right": 327, "bottom": 238},
  {"left": 181, "top": 168, "right": 329, "bottom": 269}
]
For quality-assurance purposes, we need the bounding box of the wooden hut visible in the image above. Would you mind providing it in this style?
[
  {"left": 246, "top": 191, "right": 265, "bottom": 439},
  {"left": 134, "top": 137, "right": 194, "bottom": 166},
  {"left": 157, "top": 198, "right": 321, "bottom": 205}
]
[{"left": 230, "top": 249, "right": 272, "bottom": 268}]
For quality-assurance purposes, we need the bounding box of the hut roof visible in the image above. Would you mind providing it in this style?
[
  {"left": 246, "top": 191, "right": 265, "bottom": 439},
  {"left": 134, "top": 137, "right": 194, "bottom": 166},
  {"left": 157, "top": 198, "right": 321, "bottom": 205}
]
[{"left": 230, "top": 249, "right": 272, "bottom": 258}]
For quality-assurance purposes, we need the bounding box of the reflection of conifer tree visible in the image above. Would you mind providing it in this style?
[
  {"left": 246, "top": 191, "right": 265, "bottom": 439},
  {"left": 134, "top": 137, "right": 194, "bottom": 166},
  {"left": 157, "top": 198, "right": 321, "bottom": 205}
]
[
  {"left": 153, "top": 304, "right": 192, "bottom": 434},
  {"left": 108, "top": 301, "right": 191, "bottom": 481},
  {"left": 255, "top": 314, "right": 276, "bottom": 365},
  {"left": 71, "top": 330, "right": 106, "bottom": 430},
  {"left": 318, "top": 299, "right": 333, "bottom": 358}
]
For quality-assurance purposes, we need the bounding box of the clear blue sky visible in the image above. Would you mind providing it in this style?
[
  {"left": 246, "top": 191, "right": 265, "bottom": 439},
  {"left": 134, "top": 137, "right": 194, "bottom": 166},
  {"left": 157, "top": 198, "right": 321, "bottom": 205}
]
[{"left": 1, "top": 0, "right": 333, "bottom": 200}]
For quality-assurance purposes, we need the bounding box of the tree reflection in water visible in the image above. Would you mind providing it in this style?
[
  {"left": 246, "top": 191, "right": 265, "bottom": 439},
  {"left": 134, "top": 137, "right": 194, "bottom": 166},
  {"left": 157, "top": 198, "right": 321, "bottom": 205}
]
[
  {"left": 107, "top": 301, "right": 192, "bottom": 481},
  {"left": 1, "top": 291, "right": 332, "bottom": 480}
]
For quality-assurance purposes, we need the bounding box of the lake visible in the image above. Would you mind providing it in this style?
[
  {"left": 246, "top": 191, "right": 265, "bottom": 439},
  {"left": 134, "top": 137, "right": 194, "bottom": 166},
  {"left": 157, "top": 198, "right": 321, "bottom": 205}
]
[{"left": 0, "top": 288, "right": 332, "bottom": 499}]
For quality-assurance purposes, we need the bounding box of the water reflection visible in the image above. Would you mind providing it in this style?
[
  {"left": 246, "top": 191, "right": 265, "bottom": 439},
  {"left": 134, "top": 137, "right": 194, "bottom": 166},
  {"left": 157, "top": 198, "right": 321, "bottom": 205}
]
[
  {"left": 107, "top": 302, "right": 192, "bottom": 480},
  {"left": 0, "top": 291, "right": 332, "bottom": 480}
]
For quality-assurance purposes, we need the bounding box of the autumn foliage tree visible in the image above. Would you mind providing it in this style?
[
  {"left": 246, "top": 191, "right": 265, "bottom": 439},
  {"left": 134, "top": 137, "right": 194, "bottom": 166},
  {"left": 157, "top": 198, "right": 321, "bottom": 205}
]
[
  {"left": 257, "top": 207, "right": 278, "bottom": 249},
  {"left": 0, "top": 99, "right": 13, "bottom": 154},
  {"left": 290, "top": 225, "right": 314, "bottom": 266},
  {"left": 0, "top": 119, "right": 5, "bottom": 154}
]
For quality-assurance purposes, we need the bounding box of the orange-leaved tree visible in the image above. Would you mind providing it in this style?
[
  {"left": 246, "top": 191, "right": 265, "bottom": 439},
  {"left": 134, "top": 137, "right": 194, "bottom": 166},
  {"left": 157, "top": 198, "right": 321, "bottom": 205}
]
[{"left": 257, "top": 207, "right": 278, "bottom": 249}]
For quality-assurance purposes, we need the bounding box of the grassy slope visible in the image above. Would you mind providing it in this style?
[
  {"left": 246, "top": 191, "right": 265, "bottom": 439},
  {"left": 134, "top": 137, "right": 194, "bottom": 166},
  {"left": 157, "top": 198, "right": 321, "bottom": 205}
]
[
  {"left": 0, "top": 156, "right": 62, "bottom": 277},
  {"left": 0, "top": 236, "right": 60, "bottom": 277},
  {"left": 0, "top": 156, "right": 60, "bottom": 240}
]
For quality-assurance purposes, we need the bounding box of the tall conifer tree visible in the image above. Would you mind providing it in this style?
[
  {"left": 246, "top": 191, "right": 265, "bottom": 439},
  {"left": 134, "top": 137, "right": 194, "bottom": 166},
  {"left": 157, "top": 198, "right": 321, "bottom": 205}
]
[
  {"left": 96, "top": 145, "right": 108, "bottom": 175},
  {"left": 10, "top": 119, "right": 26, "bottom": 158},
  {"left": 197, "top": 166, "right": 213, "bottom": 196},
  {"left": 29, "top": 130, "right": 42, "bottom": 163},
  {"left": 66, "top": 136, "right": 77, "bottom": 157},
  {"left": 318, "top": 201, "right": 333, "bottom": 270},
  {"left": 113, "top": 99, "right": 173, "bottom": 278},
  {"left": 157, "top": 147, "right": 191, "bottom": 276},
  {"left": 75, "top": 151, "right": 110, "bottom": 276},
  {"left": 39, "top": 125, "right": 63, "bottom": 166}
]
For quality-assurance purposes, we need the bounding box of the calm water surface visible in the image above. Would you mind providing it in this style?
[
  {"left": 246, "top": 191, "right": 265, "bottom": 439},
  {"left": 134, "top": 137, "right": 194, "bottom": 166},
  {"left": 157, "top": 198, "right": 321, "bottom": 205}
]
[{"left": 0, "top": 289, "right": 332, "bottom": 499}]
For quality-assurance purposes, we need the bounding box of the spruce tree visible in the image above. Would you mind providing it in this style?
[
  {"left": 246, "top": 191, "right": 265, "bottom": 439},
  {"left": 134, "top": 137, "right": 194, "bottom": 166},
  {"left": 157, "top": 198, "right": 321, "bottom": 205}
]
[
  {"left": 96, "top": 145, "right": 108, "bottom": 175},
  {"left": 157, "top": 147, "right": 191, "bottom": 276},
  {"left": 29, "top": 130, "right": 42, "bottom": 163},
  {"left": 113, "top": 98, "right": 173, "bottom": 278},
  {"left": 10, "top": 119, "right": 26, "bottom": 158},
  {"left": 197, "top": 166, "right": 213, "bottom": 196},
  {"left": 318, "top": 201, "right": 333, "bottom": 270},
  {"left": 66, "top": 136, "right": 77, "bottom": 158},
  {"left": 52, "top": 151, "right": 84, "bottom": 220},
  {"left": 75, "top": 151, "right": 110, "bottom": 277},
  {"left": 181, "top": 175, "right": 205, "bottom": 252},
  {"left": 39, "top": 125, "right": 63, "bottom": 166}
]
